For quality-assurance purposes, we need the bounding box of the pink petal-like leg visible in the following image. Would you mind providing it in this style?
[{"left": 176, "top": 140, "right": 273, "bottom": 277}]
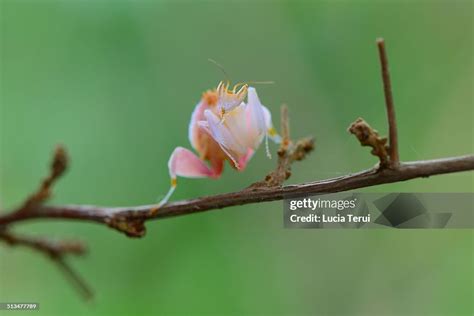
[{"left": 153, "top": 147, "right": 215, "bottom": 212}]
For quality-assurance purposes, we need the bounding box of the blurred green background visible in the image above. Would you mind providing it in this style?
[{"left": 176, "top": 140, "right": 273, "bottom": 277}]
[{"left": 1, "top": 0, "right": 473, "bottom": 315}]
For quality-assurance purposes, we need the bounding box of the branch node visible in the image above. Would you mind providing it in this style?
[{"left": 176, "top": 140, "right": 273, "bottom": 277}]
[
  {"left": 106, "top": 217, "right": 147, "bottom": 238},
  {"left": 348, "top": 118, "right": 389, "bottom": 168},
  {"left": 247, "top": 105, "right": 315, "bottom": 189},
  {"left": 290, "top": 137, "right": 315, "bottom": 161}
]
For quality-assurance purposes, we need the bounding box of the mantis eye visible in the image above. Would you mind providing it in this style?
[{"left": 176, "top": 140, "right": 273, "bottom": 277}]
[{"left": 202, "top": 90, "right": 218, "bottom": 106}]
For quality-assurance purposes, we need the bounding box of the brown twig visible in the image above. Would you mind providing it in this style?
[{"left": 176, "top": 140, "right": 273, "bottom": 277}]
[
  {"left": 0, "top": 154, "right": 472, "bottom": 238},
  {"left": 0, "top": 229, "right": 92, "bottom": 300},
  {"left": 19, "top": 145, "right": 68, "bottom": 212},
  {"left": 377, "top": 38, "right": 399, "bottom": 166},
  {"left": 0, "top": 146, "right": 93, "bottom": 300},
  {"left": 280, "top": 104, "right": 290, "bottom": 150},
  {"left": 247, "top": 105, "right": 314, "bottom": 188}
]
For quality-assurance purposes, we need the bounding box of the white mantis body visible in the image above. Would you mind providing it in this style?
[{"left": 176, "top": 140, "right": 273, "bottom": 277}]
[{"left": 156, "top": 81, "right": 281, "bottom": 209}]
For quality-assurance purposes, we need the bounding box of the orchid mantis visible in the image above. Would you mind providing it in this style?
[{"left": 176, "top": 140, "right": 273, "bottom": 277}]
[{"left": 156, "top": 81, "right": 281, "bottom": 209}]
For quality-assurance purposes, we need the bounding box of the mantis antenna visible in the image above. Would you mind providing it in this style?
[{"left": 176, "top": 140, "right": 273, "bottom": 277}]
[
  {"left": 208, "top": 59, "right": 275, "bottom": 86},
  {"left": 246, "top": 81, "right": 275, "bottom": 85},
  {"left": 208, "top": 58, "right": 230, "bottom": 83}
]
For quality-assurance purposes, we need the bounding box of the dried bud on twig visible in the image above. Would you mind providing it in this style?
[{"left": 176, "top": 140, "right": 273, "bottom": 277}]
[
  {"left": 348, "top": 118, "right": 389, "bottom": 168},
  {"left": 20, "top": 145, "right": 68, "bottom": 212}
]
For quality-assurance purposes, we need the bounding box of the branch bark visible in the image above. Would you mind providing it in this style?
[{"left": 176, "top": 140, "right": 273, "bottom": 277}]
[
  {"left": 377, "top": 38, "right": 399, "bottom": 166},
  {"left": 0, "top": 155, "right": 472, "bottom": 237}
]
